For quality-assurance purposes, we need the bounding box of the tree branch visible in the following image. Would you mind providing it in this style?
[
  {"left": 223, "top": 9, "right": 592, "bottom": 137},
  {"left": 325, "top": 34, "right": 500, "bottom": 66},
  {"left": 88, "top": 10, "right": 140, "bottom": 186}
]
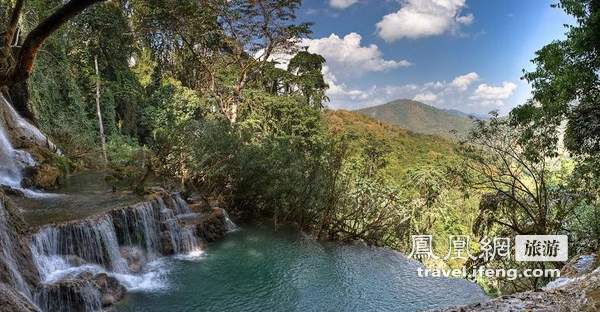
[
  {"left": 7, "top": 0, "right": 106, "bottom": 84},
  {"left": 3, "top": 0, "right": 24, "bottom": 47}
]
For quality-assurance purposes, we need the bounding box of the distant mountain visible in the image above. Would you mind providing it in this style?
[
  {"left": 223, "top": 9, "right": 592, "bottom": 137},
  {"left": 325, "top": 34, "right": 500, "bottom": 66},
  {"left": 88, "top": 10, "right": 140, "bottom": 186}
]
[{"left": 355, "top": 99, "right": 475, "bottom": 137}]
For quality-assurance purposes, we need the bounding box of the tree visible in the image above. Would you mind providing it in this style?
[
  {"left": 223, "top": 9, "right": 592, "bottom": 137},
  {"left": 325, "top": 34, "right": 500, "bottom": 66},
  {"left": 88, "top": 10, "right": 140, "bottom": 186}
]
[
  {"left": 511, "top": 0, "right": 600, "bottom": 171},
  {"left": 0, "top": 0, "right": 106, "bottom": 120},
  {"left": 455, "top": 116, "right": 589, "bottom": 292},
  {"left": 287, "top": 51, "right": 328, "bottom": 108},
  {"left": 216, "top": 0, "right": 311, "bottom": 123},
  {"left": 456, "top": 115, "right": 579, "bottom": 237}
]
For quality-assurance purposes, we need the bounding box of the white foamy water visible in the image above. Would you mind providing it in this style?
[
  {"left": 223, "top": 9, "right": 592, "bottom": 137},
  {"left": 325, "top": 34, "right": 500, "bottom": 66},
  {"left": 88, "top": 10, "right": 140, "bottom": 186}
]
[
  {"left": 174, "top": 249, "right": 206, "bottom": 262},
  {"left": 0, "top": 123, "right": 28, "bottom": 189},
  {"left": 113, "top": 259, "right": 171, "bottom": 292},
  {"left": 0, "top": 96, "right": 63, "bottom": 199},
  {"left": 221, "top": 208, "right": 239, "bottom": 232},
  {"left": 27, "top": 193, "right": 236, "bottom": 311}
]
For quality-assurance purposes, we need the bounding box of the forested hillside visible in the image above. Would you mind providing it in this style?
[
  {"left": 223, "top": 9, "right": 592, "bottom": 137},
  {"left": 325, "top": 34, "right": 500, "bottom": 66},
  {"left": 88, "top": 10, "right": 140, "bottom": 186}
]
[
  {"left": 0, "top": 0, "right": 598, "bottom": 299},
  {"left": 356, "top": 99, "right": 474, "bottom": 137}
]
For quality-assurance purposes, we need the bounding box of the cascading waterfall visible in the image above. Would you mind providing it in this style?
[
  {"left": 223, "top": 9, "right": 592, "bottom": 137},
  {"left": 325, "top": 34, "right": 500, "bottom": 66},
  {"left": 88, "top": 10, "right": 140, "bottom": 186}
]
[
  {"left": 31, "top": 216, "right": 129, "bottom": 280},
  {"left": 0, "top": 121, "right": 34, "bottom": 190},
  {"left": 34, "top": 280, "right": 102, "bottom": 312},
  {"left": 112, "top": 201, "right": 162, "bottom": 259},
  {"left": 0, "top": 94, "right": 60, "bottom": 155},
  {"left": 172, "top": 194, "right": 192, "bottom": 215},
  {"left": 221, "top": 208, "right": 239, "bottom": 232},
  {"left": 163, "top": 195, "right": 202, "bottom": 254},
  {"left": 0, "top": 95, "right": 60, "bottom": 198},
  {"left": 28, "top": 193, "right": 230, "bottom": 311}
]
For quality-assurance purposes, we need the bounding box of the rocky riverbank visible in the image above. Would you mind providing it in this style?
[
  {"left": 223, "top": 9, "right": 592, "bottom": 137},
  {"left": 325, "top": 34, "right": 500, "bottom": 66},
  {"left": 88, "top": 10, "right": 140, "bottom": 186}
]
[{"left": 434, "top": 254, "right": 600, "bottom": 312}]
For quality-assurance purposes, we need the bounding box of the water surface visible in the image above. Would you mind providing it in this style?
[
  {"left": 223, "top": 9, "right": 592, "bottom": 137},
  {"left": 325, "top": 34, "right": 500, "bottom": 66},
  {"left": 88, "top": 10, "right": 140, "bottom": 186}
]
[
  {"left": 118, "top": 225, "right": 487, "bottom": 312},
  {"left": 14, "top": 171, "right": 144, "bottom": 227}
]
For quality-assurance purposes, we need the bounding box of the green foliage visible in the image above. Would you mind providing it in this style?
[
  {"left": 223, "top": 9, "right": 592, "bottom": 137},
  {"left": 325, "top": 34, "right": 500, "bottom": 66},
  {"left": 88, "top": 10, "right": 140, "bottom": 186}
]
[
  {"left": 321, "top": 110, "right": 476, "bottom": 250},
  {"left": 514, "top": 0, "right": 600, "bottom": 170},
  {"left": 106, "top": 133, "right": 143, "bottom": 168},
  {"left": 356, "top": 99, "right": 475, "bottom": 138},
  {"left": 287, "top": 51, "right": 329, "bottom": 107},
  {"left": 143, "top": 77, "right": 209, "bottom": 139}
]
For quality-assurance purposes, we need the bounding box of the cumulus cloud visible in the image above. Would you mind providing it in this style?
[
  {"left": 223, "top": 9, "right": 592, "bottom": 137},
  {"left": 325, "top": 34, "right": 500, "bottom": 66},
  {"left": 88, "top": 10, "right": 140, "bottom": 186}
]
[
  {"left": 324, "top": 66, "right": 371, "bottom": 102},
  {"left": 451, "top": 72, "right": 479, "bottom": 90},
  {"left": 326, "top": 72, "right": 517, "bottom": 113},
  {"left": 376, "top": 0, "right": 474, "bottom": 42},
  {"left": 302, "top": 33, "right": 411, "bottom": 77},
  {"left": 329, "top": 0, "right": 358, "bottom": 9},
  {"left": 470, "top": 82, "right": 517, "bottom": 105},
  {"left": 413, "top": 92, "right": 439, "bottom": 103}
]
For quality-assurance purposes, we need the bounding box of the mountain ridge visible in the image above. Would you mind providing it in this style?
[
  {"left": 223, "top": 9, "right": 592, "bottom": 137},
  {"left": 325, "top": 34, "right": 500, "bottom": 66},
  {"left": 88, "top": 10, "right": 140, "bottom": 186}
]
[{"left": 355, "top": 99, "right": 475, "bottom": 137}]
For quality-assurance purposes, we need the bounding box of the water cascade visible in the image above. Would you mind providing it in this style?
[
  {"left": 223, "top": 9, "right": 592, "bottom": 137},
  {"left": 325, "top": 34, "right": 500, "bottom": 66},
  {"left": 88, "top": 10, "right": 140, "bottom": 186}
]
[
  {"left": 0, "top": 118, "right": 34, "bottom": 190},
  {"left": 0, "top": 95, "right": 60, "bottom": 197},
  {"left": 28, "top": 192, "right": 233, "bottom": 311},
  {"left": 221, "top": 208, "right": 239, "bottom": 232},
  {"left": 34, "top": 279, "right": 103, "bottom": 312}
]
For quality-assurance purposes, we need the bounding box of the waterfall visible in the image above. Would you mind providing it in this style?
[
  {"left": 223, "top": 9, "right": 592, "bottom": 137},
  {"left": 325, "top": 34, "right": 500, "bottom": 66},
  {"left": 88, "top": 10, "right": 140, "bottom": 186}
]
[
  {"left": 0, "top": 95, "right": 63, "bottom": 198},
  {"left": 26, "top": 192, "right": 234, "bottom": 311},
  {"left": 0, "top": 120, "right": 32, "bottom": 189},
  {"left": 34, "top": 280, "right": 102, "bottom": 312},
  {"left": 221, "top": 208, "right": 239, "bottom": 232},
  {"left": 0, "top": 200, "right": 32, "bottom": 297},
  {"left": 112, "top": 201, "right": 162, "bottom": 259},
  {"left": 163, "top": 217, "right": 202, "bottom": 255},
  {"left": 172, "top": 194, "right": 192, "bottom": 214},
  {"left": 31, "top": 216, "right": 128, "bottom": 277},
  {"left": 0, "top": 94, "right": 60, "bottom": 155}
]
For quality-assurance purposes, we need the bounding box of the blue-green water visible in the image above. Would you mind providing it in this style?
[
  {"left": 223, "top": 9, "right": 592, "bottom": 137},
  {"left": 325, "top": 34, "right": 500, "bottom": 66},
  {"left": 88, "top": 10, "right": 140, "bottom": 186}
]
[{"left": 117, "top": 225, "right": 487, "bottom": 312}]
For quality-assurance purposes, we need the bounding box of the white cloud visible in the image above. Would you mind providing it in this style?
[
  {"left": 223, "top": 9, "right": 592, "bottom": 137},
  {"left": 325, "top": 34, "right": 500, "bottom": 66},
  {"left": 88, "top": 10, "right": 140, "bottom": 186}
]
[
  {"left": 456, "top": 13, "right": 474, "bottom": 25},
  {"left": 324, "top": 66, "right": 370, "bottom": 102},
  {"left": 302, "top": 33, "right": 411, "bottom": 77},
  {"left": 413, "top": 92, "right": 438, "bottom": 103},
  {"left": 326, "top": 72, "right": 517, "bottom": 113},
  {"left": 470, "top": 82, "right": 517, "bottom": 105},
  {"left": 451, "top": 72, "right": 479, "bottom": 90},
  {"left": 329, "top": 0, "right": 358, "bottom": 9},
  {"left": 376, "top": 0, "right": 473, "bottom": 42}
]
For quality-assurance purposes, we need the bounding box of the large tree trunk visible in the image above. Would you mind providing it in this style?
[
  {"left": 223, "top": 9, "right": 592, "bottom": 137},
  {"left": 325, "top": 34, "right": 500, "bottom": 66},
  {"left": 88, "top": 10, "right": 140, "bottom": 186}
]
[
  {"left": 6, "top": 79, "right": 34, "bottom": 122},
  {"left": 0, "top": 0, "right": 107, "bottom": 121}
]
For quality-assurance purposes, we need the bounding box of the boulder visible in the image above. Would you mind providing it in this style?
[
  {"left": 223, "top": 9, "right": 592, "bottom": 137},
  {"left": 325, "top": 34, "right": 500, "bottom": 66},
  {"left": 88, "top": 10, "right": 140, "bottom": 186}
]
[
  {"left": 176, "top": 213, "right": 203, "bottom": 227},
  {"left": 561, "top": 254, "right": 598, "bottom": 278},
  {"left": 91, "top": 273, "right": 127, "bottom": 307},
  {"left": 0, "top": 193, "right": 39, "bottom": 291},
  {"left": 188, "top": 202, "right": 211, "bottom": 214},
  {"left": 196, "top": 208, "right": 228, "bottom": 242},
  {"left": 434, "top": 260, "right": 600, "bottom": 312},
  {"left": 30, "top": 163, "right": 61, "bottom": 189},
  {"left": 35, "top": 278, "right": 102, "bottom": 312},
  {"left": 120, "top": 246, "right": 146, "bottom": 273},
  {"left": 208, "top": 197, "right": 225, "bottom": 209}
]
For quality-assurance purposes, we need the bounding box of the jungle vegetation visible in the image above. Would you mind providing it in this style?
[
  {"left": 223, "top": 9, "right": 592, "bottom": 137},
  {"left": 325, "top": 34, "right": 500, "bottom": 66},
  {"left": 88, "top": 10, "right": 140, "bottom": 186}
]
[{"left": 0, "top": 0, "right": 598, "bottom": 296}]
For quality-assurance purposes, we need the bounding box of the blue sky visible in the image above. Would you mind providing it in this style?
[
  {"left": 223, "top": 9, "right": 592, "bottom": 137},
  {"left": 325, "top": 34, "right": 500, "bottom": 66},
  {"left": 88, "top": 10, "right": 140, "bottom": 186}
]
[{"left": 292, "top": 0, "right": 574, "bottom": 115}]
